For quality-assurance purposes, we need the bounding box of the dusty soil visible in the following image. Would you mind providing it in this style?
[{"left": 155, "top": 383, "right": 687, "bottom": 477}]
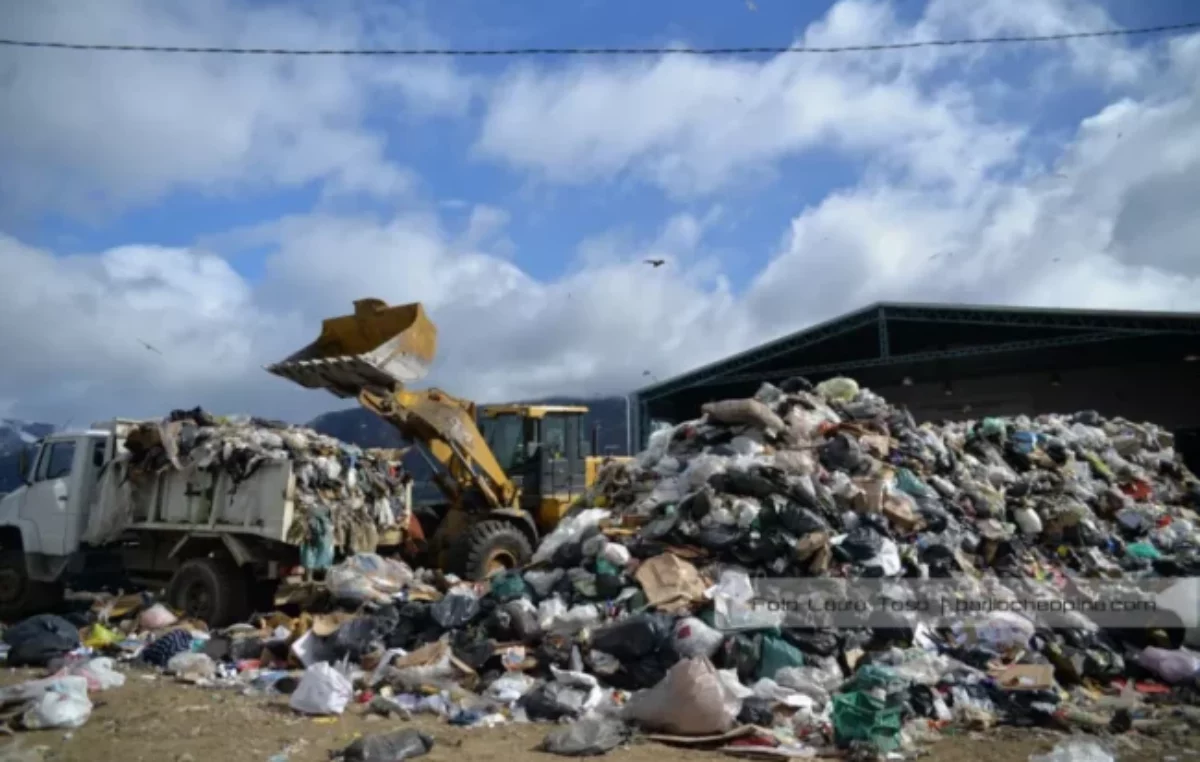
[{"left": 0, "top": 668, "right": 1196, "bottom": 762}]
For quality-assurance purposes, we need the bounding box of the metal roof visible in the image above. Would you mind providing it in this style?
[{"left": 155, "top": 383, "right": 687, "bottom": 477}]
[{"left": 636, "top": 301, "right": 1200, "bottom": 401}]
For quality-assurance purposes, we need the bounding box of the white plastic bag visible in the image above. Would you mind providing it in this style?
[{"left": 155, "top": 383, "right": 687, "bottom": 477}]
[
  {"left": 532, "top": 509, "right": 611, "bottom": 564},
  {"left": 681, "top": 454, "right": 728, "bottom": 490},
  {"left": 289, "top": 662, "right": 354, "bottom": 716},
  {"left": 138, "top": 603, "right": 178, "bottom": 630},
  {"left": 600, "top": 543, "right": 631, "bottom": 567},
  {"left": 327, "top": 554, "right": 413, "bottom": 605},
  {"left": 673, "top": 617, "right": 724, "bottom": 659},
  {"left": 637, "top": 425, "right": 677, "bottom": 469},
  {"left": 166, "top": 652, "right": 217, "bottom": 681},
  {"left": 59, "top": 658, "right": 126, "bottom": 691},
  {"left": 485, "top": 672, "right": 536, "bottom": 703},
  {"left": 623, "top": 658, "right": 743, "bottom": 735},
  {"left": 711, "top": 568, "right": 783, "bottom": 631},
  {"left": 549, "top": 666, "right": 604, "bottom": 714},
  {"left": 20, "top": 676, "right": 92, "bottom": 730},
  {"left": 538, "top": 597, "right": 569, "bottom": 630},
  {"left": 1137, "top": 647, "right": 1200, "bottom": 684}
]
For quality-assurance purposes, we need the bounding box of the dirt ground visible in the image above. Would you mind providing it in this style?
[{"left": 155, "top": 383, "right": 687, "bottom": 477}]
[{"left": 1, "top": 668, "right": 1197, "bottom": 762}]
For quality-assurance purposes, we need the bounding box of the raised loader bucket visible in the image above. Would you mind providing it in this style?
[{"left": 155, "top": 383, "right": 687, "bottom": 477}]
[{"left": 265, "top": 298, "right": 437, "bottom": 399}]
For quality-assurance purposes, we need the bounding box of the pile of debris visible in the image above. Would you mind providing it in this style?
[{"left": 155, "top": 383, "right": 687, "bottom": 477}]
[
  {"left": 5, "top": 378, "right": 1200, "bottom": 761},
  {"left": 84, "top": 407, "right": 413, "bottom": 561}
]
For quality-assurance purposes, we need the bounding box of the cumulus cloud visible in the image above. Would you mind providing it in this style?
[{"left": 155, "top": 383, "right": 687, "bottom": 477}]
[
  {"left": 1, "top": 0, "right": 1199, "bottom": 429},
  {"left": 0, "top": 0, "right": 471, "bottom": 219}
]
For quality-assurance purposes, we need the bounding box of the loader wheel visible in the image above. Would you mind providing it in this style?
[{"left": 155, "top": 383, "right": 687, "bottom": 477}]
[
  {"left": 0, "top": 552, "right": 64, "bottom": 622},
  {"left": 167, "top": 557, "right": 249, "bottom": 627},
  {"left": 461, "top": 520, "right": 533, "bottom": 581}
]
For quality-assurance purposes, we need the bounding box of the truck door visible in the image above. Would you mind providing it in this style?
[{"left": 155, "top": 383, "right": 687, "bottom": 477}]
[{"left": 18, "top": 438, "right": 78, "bottom": 556}]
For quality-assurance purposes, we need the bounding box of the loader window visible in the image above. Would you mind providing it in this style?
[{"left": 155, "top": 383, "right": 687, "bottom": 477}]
[
  {"left": 541, "top": 416, "right": 567, "bottom": 459},
  {"left": 482, "top": 415, "right": 528, "bottom": 472}
]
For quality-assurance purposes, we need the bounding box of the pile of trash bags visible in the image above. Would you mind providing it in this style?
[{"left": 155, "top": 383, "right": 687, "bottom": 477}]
[
  {"left": 81, "top": 406, "right": 413, "bottom": 566},
  {"left": 6, "top": 378, "right": 1200, "bottom": 758}
]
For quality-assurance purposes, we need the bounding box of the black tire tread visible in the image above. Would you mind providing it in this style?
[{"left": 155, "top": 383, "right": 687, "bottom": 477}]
[
  {"left": 167, "top": 556, "right": 249, "bottom": 626},
  {"left": 461, "top": 520, "right": 533, "bottom": 581}
]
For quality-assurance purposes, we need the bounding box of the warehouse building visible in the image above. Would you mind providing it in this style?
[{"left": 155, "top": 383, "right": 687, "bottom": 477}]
[{"left": 629, "top": 303, "right": 1200, "bottom": 470}]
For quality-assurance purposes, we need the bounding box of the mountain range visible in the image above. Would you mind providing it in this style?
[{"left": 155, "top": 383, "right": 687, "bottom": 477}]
[{"left": 0, "top": 397, "right": 631, "bottom": 495}]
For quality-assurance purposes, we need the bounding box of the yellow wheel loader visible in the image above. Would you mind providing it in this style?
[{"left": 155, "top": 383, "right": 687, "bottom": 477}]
[{"left": 265, "top": 298, "right": 628, "bottom": 580}]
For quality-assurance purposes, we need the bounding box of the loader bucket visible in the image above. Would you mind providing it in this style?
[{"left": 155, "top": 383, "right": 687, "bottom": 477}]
[{"left": 265, "top": 298, "right": 437, "bottom": 399}]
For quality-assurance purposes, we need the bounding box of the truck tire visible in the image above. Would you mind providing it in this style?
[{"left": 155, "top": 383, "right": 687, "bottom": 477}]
[
  {"left": 167, "top": 557, "right": 249, "bottom": 627},
  {"left": 0, "top": 552, "right": 64, "bottom": 621},
  {"left": 461, "top": 520, "right": 533, "bottom": 581}
]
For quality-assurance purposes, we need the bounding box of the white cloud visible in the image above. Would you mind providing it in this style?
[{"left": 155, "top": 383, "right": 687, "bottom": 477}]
[
  {"left": 0, "top": 0, "right": 471, "bottom": 219},
  {"left": 2, "top": 0, "right": 1199, "bottom": 430}
]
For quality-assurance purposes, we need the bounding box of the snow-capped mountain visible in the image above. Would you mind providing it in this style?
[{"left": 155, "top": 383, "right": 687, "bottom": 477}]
[{"left": 0, "top": 419, "right": 55, "bottom": 493}]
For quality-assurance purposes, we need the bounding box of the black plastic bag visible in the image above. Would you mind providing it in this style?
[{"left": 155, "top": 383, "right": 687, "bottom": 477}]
[
  {"left": 770, "top": 501, "right": 828, "bottom": 536},
  {"left": 819, "top": 433, "right": 865, "bottom": 474},
  {"left": 3, "top": 614, "right": 81, "bottom": 667},
  {"left": 335, "top": 728, "right": 434, "bottom": 762},
  {"left": 837, "top": 525, "right": 885, "bottom": 562},
  {"left": 540, "top": 716, "right": 629, "bottom": 757},
  {"left": 782, "top": 629, "right": 839, "bottom": 657},
  {"left": 738, "top": 697, "right": 775, "bottom": 727},
  {"left": 642, "top": 513, "right": 680, "bottom": 540},
  {"left": 522, "top": 683, "right": 585, "bottom": 721},
  {"left": 680, "top": 488, "right": 715, "bottom": 520},
  {"left": 717, "top": 632, "right": 763, "bottom": 684},
  {"left": 590, "top": 613, "right": 672, "bottom": 662},
  {"left": 779, "top": 376, "right": 814, "bottom": 393},
  {"left": 334, "top": 617, "right": 387, "bottom": 662},
  {"left": 695, "top": 525, "right": 743, "bottom": 550},
  {"left": 712, "top": 469, "right": 779, "bottom": 500}
]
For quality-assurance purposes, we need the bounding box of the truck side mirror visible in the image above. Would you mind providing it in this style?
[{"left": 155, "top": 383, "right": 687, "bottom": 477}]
[
  {"left": 590, "top": 424, "right": 600, "bottom": 458},
  {"left": 17, "top": 449, "right": 30, "bottom": 485}
]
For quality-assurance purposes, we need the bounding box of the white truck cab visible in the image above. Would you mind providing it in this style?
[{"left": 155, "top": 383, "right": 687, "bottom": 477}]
[{"left": 0, "top": 428, "right": 117, "bottom": 618}]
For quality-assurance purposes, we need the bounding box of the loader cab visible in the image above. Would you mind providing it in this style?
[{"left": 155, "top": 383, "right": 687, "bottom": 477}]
[{"left": 478, "top": 404, "right": 592, "bottom": 531}]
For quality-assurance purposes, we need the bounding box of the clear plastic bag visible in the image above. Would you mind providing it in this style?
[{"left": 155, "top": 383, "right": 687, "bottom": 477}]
[
  {"left": 623, "top": 658, "right": 744, "bottom": 735},
  {"left": 532, "top": 509, "right": 611, "bottom": 565},
  {"left": 290, "top": 662, "right": 354, "bottom": 716}
]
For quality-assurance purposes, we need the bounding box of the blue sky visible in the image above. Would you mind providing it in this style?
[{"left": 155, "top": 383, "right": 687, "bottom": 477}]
[{"left": 2, "top": 0, "right": 1199, "bottom": 425}]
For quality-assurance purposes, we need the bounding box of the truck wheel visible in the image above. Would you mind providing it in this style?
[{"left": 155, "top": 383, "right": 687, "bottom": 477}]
[
  {"left": 0, "top": 552, "right": 63, "bottom": 621},
  {"left": 167, "top": 557, "right": 249, "bottom": 627},
  {"left": 461, "top": 520, "right": 533, "bottom": 581}
]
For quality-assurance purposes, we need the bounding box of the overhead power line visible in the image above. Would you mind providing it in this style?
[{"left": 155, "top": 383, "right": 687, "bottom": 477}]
[{"left": 1, "top": 20, "right": 1198, "bottom": 57}]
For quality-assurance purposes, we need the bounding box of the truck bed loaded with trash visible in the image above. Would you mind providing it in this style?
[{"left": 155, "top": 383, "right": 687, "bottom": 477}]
[
  {"left": 0, "top": 407, "right": 414, "bottom": 625},
  {"left": 2, "top": 374, "right": 1200, "bottom": 761}
]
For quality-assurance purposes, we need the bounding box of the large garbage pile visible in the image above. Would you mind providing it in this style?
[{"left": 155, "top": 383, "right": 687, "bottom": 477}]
[
  {"left": 6, "top": 378, "right": 1200, "bottom": 760},
  {"left": 83, "top": 407, "right": 413, "bottom": 561}
]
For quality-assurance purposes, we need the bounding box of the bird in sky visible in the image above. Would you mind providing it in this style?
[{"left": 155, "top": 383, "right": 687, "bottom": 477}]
[
  {"left": 644, "top": 258, "right": 666, "bottom": 267},
  {"left": 138, "top": 339, "right": 163, "bottom": 355}
]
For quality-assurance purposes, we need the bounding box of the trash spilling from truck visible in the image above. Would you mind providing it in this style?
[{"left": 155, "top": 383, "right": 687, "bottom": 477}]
[{"left": 3, "top": 376, "right": 1200, "bottom": 760}]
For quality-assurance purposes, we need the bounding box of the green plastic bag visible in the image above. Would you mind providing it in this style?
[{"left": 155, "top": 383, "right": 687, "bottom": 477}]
[
  {"left": 1126, "top": 542, "right": 1162, "bottom": 560},
  {"left": 489, "top": 571, "right": 531, "bottom": 602},
  {"left": 756, "top": 633, "right": 805, "bottom": 680}
]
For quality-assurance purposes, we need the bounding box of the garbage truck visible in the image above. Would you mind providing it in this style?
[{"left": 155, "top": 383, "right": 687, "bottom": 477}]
[{"left": 0, "top": 417, "right": 414, "bottom": 624}]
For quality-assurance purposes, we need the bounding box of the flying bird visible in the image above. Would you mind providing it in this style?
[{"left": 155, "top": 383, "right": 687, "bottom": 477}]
[
  {"left": 138, "top": 339, "right": 163, "bottom": 355},
  {"left": 644, "top": 258, "right": 666, "bottom": 268}
]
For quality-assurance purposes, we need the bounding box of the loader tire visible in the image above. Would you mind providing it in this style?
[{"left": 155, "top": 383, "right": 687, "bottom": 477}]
[
  {"left": 461, "top": 520, "right": 533, "bottom": 581},
  {"left": 167, "top": 557, "right": 249, "bottom": 627},
  {"left": 0, "top": 552, "right": 64, "bottom": 622}
]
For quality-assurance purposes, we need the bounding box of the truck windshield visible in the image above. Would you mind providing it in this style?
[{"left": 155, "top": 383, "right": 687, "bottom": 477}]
[{"left": 482, "top": 415, "right": 526, "bottom": 472}]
